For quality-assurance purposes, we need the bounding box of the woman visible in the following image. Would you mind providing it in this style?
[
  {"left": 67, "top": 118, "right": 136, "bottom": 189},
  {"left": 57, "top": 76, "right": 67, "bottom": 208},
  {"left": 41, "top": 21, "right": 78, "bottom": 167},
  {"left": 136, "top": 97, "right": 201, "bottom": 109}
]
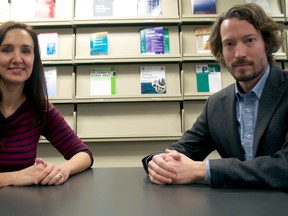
[{"left": 0, "top": 21, "right": 93, "bottom": 188}]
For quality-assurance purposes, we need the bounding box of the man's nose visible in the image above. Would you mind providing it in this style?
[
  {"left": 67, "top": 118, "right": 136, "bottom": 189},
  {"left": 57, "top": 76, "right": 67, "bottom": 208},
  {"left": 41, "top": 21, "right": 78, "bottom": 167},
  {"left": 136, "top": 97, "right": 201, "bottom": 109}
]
[{"left": 234, "top": 42, "right": 247, "bottom": 58}]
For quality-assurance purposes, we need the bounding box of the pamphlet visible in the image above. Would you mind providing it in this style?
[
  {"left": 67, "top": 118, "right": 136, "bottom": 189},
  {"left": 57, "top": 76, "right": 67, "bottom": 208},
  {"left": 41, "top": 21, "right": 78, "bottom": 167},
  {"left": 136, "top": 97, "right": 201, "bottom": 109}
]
[
  {"left": 93, "top": 0, "right": 113, "bottom": 16},
  {"left": 196, "top": 64, "right": 222, "bottom": 92},
  {"left": 44, "top": 67, "right": 57, "bottom": 97},
  {"left": 195, "top": 27, "right": 211, "bottom": 54},
  {"left": 191, "top": 0, "right": 216, "bottom": 14},
  {"left": 0, "top": 0, "right": 10, "bottom": 20},
  {"left": 140, "top": 65, "right": 166, "bottom": 94},
  {"left": 137, "top": 0, "right": 162, "bottom": 16},
  {"left": 90, "top": 67, "right": 116, "bottom": 96},
  {"left": 35, "top": 0, "right": 56, "bottom": 18},
  {"left": 140, "top": 27, "right": 165, "bottom": 55},
  {"left": 113, "top": 0, "right": 138, "bottom": 16},
  {"left": 90, "top": 32, "right": 109, "bottom": 55},
  {"left": 10, "top": 0, "right": 35, "bottom": 19},
  {"left": 245, "top": 0, "right": 270, "bottom": 14},
  {"left": 38, "top": 32, "right": 58, "bottom": 57}
]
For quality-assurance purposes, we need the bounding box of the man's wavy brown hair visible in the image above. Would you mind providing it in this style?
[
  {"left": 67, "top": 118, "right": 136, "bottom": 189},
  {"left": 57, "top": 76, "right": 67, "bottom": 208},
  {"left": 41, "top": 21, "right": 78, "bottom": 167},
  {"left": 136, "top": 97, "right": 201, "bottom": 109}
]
[{"left": 209, "top": 3, "right": 284, "bottom": 66}]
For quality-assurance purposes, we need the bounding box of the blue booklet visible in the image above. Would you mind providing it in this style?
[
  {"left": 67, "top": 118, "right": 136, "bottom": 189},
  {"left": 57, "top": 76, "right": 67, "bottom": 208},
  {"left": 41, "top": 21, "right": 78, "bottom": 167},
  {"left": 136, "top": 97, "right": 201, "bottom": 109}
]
[
  {"left": 90, "top": 32, "right": 108, "bottom": 55},
  {"left": 191, "top": 0, "right": 216, "bottom": 14}
]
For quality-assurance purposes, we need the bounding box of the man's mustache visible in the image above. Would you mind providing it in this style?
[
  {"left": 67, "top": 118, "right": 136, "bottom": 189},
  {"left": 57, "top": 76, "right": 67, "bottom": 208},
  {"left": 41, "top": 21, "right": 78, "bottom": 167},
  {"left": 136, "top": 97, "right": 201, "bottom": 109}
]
[{"left": 232, "top": 59, "right": 253, "bottom": 67}]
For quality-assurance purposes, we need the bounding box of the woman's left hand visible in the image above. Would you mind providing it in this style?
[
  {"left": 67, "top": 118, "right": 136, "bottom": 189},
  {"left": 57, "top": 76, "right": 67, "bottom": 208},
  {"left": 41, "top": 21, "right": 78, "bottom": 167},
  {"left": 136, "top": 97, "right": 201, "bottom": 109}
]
[{"left": 33, "top": 159, "right": 70, "bottom": 185}]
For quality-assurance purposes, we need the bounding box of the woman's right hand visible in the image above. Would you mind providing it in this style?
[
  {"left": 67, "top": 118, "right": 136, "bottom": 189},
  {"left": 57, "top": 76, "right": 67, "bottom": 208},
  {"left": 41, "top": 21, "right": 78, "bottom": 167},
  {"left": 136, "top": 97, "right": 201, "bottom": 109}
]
[{"left": 10, "top": 163, "right": 46, "bottom": 186}]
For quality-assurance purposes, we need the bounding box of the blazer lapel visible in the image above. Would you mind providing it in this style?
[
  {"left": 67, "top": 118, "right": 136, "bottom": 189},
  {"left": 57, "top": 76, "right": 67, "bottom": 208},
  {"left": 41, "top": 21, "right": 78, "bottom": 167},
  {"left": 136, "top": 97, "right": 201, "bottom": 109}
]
[{"left": 253, "top": 67, "right": 286, "bottom": 157}]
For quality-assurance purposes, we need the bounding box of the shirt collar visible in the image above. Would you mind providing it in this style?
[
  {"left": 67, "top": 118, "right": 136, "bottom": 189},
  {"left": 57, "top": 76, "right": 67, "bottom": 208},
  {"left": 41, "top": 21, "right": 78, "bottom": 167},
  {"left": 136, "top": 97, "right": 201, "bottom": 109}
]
[{"left": 235, "top": 64, "right": 270, "bottom": 99}]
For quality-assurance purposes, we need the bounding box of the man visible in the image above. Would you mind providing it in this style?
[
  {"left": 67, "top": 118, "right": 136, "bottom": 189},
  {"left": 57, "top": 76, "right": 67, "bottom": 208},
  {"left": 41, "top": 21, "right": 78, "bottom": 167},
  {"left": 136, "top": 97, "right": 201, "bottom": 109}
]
[{"left": 142, "top": 3, "right": 288, "bottom": 189}]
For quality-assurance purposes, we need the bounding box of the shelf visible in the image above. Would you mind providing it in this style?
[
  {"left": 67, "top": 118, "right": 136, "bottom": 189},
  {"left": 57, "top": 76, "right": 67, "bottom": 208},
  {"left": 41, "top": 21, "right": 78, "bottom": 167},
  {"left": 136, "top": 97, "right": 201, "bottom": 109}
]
[
  {"left": 4, "top": 0, "right": 286, "bottom": 146},
  {"left": 180, "top": 0, "right": 285, "bottom": 23},
  {"left": 73, "top": 55, "right": 182, "bottom": 64},
  {"left": 74, "top": 0, "right": 180, "bottom": 25},
  {"left": 74, "top": 26, "right": 181, "bottom": 63},
  {"left": 76, "top": 102, "right": 182, "bottom": 140},
  {"left": 80, "top": 135, "right": 182, "bottom": 143}
]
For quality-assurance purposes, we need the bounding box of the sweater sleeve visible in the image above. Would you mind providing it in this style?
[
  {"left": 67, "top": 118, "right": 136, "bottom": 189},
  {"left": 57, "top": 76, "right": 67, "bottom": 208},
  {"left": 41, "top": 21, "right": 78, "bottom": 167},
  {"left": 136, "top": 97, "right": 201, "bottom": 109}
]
[{"left": 41, "top": 104, "right": 94, "bottom": 167}]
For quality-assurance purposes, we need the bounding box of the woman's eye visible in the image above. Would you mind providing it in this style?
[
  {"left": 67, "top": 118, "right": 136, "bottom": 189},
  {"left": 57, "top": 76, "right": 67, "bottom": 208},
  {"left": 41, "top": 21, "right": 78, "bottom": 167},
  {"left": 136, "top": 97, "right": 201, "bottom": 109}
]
[
  {"left": 0, "top": 47, "right": 12, "bottom": 53},
  {"left": 22, "top": 48, "right": 33, "bottom": 54}
]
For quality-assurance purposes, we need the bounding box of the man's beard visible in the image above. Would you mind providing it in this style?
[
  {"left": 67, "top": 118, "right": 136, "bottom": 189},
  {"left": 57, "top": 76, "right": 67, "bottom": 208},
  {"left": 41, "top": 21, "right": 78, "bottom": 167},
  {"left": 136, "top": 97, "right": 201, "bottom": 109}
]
[
  {"left": 230, "top": 60, "right": 261, "bottom": 82},
  {"left": 232, "top": 69, "right": 260, "bottom": 82}
]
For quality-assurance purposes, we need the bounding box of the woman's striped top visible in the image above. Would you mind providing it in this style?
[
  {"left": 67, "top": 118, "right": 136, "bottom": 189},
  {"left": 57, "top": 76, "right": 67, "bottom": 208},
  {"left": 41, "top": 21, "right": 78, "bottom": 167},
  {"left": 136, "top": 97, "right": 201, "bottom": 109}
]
[{"left": 0, "top": 101, "right": 93, "bottom": 172}]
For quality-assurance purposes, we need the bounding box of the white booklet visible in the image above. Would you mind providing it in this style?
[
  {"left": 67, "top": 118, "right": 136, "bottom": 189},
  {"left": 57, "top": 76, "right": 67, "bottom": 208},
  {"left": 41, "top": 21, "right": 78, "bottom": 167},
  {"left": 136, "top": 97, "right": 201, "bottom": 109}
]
[{"left": 38, "top": 32, "right": 58, "bottom": 58}]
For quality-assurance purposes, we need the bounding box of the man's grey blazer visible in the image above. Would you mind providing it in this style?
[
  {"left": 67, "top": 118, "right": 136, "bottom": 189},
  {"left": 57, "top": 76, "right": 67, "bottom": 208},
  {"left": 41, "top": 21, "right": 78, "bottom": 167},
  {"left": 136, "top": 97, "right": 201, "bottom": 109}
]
[{"left": 142, "top": 65, "right": 288, "bottom": 189}]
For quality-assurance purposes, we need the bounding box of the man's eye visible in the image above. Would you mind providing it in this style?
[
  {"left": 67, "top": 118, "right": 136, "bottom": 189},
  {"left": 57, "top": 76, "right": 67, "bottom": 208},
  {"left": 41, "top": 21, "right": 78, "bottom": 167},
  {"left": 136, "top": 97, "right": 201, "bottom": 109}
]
[
  {"left": 223, "top": 42, "right": 234, "bottom": 49},
  {"left": 246, "top": 38, "right": 256, "bottom": 44}
]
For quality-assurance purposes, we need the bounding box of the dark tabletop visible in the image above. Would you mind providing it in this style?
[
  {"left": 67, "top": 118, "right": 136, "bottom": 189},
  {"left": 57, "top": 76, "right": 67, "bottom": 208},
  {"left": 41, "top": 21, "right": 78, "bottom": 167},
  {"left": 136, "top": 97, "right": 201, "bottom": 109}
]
[{"left": 1, "top": 167, "right": 287, "bottom": 216}]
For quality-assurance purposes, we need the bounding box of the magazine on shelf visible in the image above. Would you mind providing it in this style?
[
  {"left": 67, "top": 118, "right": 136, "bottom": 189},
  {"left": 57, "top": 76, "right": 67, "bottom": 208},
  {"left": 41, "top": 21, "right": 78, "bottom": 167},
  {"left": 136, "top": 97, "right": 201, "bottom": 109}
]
[
  {"left": 195, "top": 27, "right": 212, "bottom": 54},
  {"left": 90, "top": 67, "right": 116, "bottom": 96},
  {"left": 137, "top": 0, "right": 162, "bottom": 16},
  {"left": 90, "top": 32, "right": 109, "bottom": 55},
  {"left": 0, "top": 0, "right": 10, "bottom": 20},
  {"left": 93, "top": 0, "right": 113, "bottom": 16},
  {"left": 44, "top": 67, "right": 57, "bottom": 97},
  {"left": 196, "top": 64, "right": 222, "bottom": 92},
  {"left": 191, "top": 0, "right": 216, "bottom": 14},
  {"left": 75, "top": 0, "right": 93, "bottom": 18},
  {"left": 163, "top": 28, "right": 170, "bottom": 54},
  {"left": 35, "top": 0, "right": 55, "bottom": 18},
  {"left": 140, "top": 66, "right": 166, "bottom": 94},
  {"left": 10, "top": 0, "right": 35, "bottom": 19},
  {"left": 245, "top": 0, "right": 270, "bottom": 14},
  {"left": 113, "top": 0, "right": 138, "bottom": 16},
  {"left": 38, "top": 32, "right": 58, "bottom": 58},
  {"left": 140, "top": 27, "right": 169, "bottom": 55}
]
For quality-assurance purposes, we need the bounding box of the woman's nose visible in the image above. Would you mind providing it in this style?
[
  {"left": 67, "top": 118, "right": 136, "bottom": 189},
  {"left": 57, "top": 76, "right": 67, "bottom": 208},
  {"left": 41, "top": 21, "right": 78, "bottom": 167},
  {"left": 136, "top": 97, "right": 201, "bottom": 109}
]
[{"left": 11, "top": 51, "right": 22, "bottom": 63}]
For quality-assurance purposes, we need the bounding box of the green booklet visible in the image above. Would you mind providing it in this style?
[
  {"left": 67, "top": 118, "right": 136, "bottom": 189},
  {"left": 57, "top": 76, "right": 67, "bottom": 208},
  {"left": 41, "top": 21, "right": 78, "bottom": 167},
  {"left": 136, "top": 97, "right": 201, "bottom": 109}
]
[
  {"left": 196, "top": 64, "right": 222, "bottom": 92},
  {"left": 90, "top": 67, "right": 116, "bottom": 96}
]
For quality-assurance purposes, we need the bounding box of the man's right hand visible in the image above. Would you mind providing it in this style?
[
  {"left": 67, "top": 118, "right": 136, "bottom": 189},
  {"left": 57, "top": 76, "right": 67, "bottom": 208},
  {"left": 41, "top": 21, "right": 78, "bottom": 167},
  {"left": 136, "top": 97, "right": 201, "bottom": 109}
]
[{"left": 147, "top": 151, "right": 177, "bottom": 185}]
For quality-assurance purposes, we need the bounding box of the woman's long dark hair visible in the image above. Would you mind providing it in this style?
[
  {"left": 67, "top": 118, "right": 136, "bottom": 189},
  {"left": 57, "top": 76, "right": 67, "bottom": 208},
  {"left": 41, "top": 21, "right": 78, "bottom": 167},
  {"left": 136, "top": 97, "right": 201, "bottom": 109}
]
[
  {"left": 209, "top": 3, "right": 284, "bottom": 66},
  {"left": 0, "top": 21, "right": 49, "bottom": 125}
]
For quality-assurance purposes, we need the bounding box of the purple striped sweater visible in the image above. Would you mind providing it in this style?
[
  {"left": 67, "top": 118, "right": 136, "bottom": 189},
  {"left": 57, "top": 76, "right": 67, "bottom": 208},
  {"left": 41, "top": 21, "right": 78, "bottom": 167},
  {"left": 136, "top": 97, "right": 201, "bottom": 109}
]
[{"left": 0, "top": 101, "right": 93, "bottom": 172}]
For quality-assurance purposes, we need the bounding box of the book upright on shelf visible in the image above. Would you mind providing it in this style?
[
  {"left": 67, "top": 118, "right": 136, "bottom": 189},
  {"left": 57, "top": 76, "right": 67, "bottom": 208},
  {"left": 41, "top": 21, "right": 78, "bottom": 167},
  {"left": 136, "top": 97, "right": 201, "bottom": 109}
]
[
  {"left": 140, "top": 66, "right": 166, "bottom": 94},
  {"left": 90, "top": 67, "right": 116, "bottom": 96},
  {"left": 90, "top": 32, "right": 109, "bottom": 55},
  {"left": 191, "top": 0, "right": 216, "bottom": 14},
  {"left": 196, "top": 64, "right": 222, "bottom": 92}
]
